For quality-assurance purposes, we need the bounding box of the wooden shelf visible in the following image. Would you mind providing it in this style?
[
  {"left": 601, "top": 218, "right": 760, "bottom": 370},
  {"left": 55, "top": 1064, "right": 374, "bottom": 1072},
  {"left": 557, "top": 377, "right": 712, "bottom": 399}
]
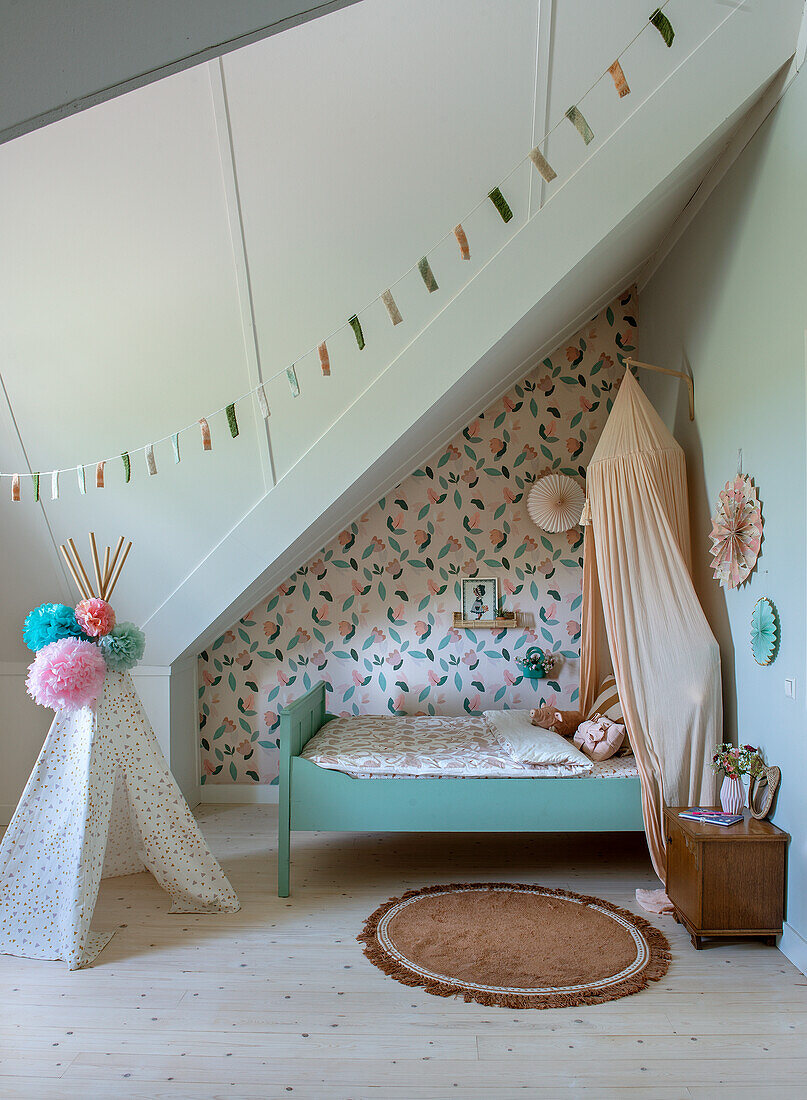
[{"left": 453, "top": 611, "right": 519, "bottom": 630}]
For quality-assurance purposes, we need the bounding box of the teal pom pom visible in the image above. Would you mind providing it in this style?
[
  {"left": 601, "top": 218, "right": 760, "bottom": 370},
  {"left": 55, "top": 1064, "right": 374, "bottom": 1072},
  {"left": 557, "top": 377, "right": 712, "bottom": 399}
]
[
  {"left": 23, "top": 603, "right": 85, "bottom": 652},
  {"left": 98, "top": 622, "right": 146, "bottom": 672}
]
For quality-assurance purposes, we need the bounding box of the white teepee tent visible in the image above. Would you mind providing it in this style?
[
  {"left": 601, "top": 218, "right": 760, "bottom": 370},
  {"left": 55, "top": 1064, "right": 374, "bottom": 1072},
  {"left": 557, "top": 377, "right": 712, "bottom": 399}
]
[{"left": 0, "top": 670, "right": 239, "bottom": 969}]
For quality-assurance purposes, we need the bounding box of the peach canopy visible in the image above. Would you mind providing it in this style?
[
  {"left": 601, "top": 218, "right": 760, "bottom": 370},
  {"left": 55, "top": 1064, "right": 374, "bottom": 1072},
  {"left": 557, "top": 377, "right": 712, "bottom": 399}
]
[{"left": 579, "top": 370, "right": 719, "bottom": 880}]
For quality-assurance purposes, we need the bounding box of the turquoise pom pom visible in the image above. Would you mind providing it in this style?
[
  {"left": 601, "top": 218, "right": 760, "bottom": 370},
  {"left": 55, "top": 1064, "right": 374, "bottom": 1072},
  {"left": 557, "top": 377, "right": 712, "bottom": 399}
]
[
  {"left": 23, "top": 603, "right": 85, "bottom": 652},
  {"left": 98, "top": 622, "right": 146, "bottom": 672}
]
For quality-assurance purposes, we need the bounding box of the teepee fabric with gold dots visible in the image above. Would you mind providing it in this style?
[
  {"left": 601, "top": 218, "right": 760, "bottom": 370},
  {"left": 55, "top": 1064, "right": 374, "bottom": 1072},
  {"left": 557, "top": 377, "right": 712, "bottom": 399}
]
[{"left": 0, "top": 671, "right": 239, "bottom": 969}]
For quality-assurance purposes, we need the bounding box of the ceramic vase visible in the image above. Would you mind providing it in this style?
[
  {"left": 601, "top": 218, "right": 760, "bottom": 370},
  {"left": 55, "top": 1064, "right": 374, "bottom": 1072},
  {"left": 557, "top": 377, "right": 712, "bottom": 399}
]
[{"left": 720, "top": 774, "right": 745, "bottom": 814}]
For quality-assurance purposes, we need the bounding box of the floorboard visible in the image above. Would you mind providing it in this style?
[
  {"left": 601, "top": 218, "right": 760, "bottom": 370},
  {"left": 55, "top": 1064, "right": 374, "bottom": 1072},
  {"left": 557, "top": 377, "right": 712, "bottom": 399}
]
[{"left": 1, "top": 804, "right": 804, "bottom": 1099}]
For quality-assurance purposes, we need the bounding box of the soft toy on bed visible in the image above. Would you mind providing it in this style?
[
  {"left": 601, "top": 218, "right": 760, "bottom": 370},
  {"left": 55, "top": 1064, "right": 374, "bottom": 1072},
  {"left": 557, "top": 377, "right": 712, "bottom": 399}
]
[{"left": 529, "top": 706, "right": 583, "bottom": 739}]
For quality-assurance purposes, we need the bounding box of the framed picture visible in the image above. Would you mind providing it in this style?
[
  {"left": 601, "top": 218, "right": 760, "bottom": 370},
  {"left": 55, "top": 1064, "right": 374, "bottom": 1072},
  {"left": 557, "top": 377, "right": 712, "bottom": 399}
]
[{"left": 461, "top": 577, "right": 498, "bottom": 623}]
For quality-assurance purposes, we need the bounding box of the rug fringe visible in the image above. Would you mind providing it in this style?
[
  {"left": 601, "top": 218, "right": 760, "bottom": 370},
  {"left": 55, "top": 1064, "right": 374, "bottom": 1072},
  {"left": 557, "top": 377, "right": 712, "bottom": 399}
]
[{"left": 357, "top": 881, "right": 671, "bottom": 1010}]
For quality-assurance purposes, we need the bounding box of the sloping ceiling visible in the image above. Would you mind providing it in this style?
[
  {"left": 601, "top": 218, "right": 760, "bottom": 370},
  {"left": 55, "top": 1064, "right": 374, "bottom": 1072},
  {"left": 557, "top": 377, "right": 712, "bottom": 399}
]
[
  {"left": 0, "top": 0, "right": 361, "bottom": 144},
  {"left": 0, "top": 0, "right": 802, "bottom": 665}
]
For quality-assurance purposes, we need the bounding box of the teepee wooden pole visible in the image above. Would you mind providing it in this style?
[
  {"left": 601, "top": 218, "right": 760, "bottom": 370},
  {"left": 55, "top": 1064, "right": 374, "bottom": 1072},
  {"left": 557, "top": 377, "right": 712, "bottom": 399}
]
[
  {"left": 60, "top": 543, "right": 90, "bottom": 599},
  {"left": 105, "top": 540, "right": 132, "bottom": 601},
  {"left": 89, "top": 532, "right": 104, "bottom": 600},
  {"left": 106, "top": 536, "right": 125, "bottom": 588},
  {"left": 101, "top": 546, "right": 110, "bottom": 599},
  {"left": 68, "top": 538, "right": 95, "bottom": 598}
]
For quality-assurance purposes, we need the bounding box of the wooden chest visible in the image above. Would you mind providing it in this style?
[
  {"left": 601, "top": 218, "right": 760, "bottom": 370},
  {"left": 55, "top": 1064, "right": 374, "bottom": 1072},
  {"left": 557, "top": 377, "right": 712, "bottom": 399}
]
[{"left": 664, "top": 807, "right": 788, "bottom": 949}]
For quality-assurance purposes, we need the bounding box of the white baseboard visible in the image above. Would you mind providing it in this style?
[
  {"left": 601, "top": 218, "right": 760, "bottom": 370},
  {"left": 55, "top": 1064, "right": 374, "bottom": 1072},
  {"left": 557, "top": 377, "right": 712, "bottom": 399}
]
[
  {"left": 199, "top": 785, "right": 279, "bottom": 804},
  {"left": 780, "top": 921, "right": 807, "bottom": 977}
]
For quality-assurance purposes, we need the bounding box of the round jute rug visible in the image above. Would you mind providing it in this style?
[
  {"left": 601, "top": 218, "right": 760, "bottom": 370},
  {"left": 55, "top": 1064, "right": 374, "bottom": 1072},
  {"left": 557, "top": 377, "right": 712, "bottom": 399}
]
[{"left": 358, "top": 882, "right": 671, "bottom": 1009}]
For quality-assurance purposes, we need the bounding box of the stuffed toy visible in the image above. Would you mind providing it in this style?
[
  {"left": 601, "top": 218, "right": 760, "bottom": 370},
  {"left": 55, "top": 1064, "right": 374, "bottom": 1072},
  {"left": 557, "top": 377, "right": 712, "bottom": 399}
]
[{"left": 529, "top": 706, "right": 583, "bottom": 739}]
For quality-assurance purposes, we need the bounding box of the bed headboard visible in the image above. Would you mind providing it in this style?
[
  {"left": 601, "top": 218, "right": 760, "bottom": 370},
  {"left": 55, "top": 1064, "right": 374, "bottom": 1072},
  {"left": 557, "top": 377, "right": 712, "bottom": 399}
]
[{"left": 278, "top": 680, "right": 329, "bottom": 758}]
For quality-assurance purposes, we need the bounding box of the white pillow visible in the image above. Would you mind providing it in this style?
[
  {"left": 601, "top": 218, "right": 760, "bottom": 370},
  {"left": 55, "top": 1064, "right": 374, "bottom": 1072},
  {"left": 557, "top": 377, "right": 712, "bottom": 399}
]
[{"left": 483, "top": 710, "right": 593, "bottom": 772}]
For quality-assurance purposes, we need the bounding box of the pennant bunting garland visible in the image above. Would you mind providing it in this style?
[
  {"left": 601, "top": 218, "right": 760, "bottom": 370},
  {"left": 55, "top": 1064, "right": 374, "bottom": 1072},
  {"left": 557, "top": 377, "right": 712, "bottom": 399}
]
[
  {"left": 0, "top": 6, "right": 679, "bottom": 505},
  {"left": 418, "top": 256, "right": 438, "bottom": 293},
  {"left": 608, "top": 59, "right": 630, "bottom": 97},
  {"left": 528, "top": 146, "right": 557, "bottom": 183},
  {"left": 565, "top": 105, "right": 594, "bottom": 145},
  {"left": 649, "top": 7, "right": 674, "bottom": 47},
  {"left": 348, "top": 314, "right": 365, "bottom": 350},
  {"left": 381, "top": 289, "right": 403, "bottom": 326},
  {"left": 454, "top": 224, "right": 470, "bottom": 260},
  {"left": 488, "top": 187, "right": 513, "bottom": 223},
  {"left": 317, "top": 344, "right": 330, "bottom": 378}
]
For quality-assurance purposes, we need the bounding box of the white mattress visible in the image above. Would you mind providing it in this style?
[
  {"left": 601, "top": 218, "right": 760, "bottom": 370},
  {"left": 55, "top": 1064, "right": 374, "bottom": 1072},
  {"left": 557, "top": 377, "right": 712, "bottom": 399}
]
[{"left": 300, "top": 714, "right": 639, "bottom": 780}]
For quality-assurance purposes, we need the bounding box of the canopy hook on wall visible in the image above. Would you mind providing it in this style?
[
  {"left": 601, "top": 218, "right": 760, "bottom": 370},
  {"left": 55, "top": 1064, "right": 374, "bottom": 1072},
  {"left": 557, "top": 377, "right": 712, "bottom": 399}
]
[{"left": 625, "top": 357, "right": 694, "bottom": 421}]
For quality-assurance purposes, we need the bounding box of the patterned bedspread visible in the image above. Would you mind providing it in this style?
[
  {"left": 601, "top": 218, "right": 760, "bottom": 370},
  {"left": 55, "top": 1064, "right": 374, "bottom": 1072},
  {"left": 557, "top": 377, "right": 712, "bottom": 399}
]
[{"left": 300, "top": 714, "right": 639, "bottom": 780}]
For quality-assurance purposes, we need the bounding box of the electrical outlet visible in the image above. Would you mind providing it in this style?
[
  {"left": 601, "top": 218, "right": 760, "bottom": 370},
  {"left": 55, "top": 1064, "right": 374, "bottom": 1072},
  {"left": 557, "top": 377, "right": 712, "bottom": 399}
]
[{"left": 784, "top": 678, "right": 796, "bottom": 699}]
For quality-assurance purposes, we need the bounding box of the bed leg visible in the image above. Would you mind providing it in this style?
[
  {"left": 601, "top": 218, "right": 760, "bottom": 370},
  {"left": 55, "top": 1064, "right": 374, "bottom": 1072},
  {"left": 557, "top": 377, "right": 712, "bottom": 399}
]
[
  {"left": 278, "top": 816, "right": 290, "bottom": 898},
  {"left": 278, "top": 776, "right": 290, "bottom": 897},
  {"left": 278, "top": 745, "right": 291, "bottom": 897}
]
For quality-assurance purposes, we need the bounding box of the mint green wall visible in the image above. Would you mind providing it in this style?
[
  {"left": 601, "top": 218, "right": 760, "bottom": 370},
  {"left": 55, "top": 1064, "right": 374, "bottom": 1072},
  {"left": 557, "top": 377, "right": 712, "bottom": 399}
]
[{"left": 641, "top": 69, "right": 807, "bottom": 968}]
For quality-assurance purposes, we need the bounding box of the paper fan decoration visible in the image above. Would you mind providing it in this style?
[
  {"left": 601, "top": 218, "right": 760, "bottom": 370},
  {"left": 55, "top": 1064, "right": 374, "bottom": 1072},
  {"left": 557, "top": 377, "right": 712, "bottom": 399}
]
[
  {"left": 527, "top": 474, "right": 585, "bottom": 533},
  {"left": 709, "top": 474, "right": 762, "bottom": 588},
  {"left": 750, "top": 597, "right": 778, "bottom": 666}
]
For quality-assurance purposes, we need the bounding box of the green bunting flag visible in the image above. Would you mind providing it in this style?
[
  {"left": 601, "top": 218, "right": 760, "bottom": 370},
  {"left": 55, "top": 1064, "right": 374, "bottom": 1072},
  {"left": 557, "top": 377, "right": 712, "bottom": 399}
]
[
  {"left": 286, "top": 365, "right": 300, "bottom": 397},
  {"left": 33, "top": 473, "right": 40, "bottom": 502},
  {"left": 77, "top": 465, "right": 86, "bottom": 495},
  {"left": 649, "top": 7, "right": 674, "bottom": 47},
  {"left": 226, "top": 403, "right": 239, "bottom": 439},
  {"left": 121, "top": 452, "right": 131, "bottom": 483},
  {"left": 348, "top": 314, "right": 365, "bottom": 350},
  {"left": 565, "top": 105, "right": 594, "bottom": 145},
  {"left": 488, "top": 187, "right": 513, "bottom": 223},
  {"left": 418, "top": 256, "right": 438, "bottom": 293}
]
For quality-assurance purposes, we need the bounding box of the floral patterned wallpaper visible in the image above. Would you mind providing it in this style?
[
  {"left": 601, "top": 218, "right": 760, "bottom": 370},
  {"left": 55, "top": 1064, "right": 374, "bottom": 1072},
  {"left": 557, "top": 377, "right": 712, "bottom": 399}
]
[{"left": 198, "top": 288, "right": 638, "bottom": 784}]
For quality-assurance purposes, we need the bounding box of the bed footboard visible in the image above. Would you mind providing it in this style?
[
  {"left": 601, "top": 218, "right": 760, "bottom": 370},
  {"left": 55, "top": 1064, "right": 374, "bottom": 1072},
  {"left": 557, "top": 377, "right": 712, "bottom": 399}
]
[{"left": 278, "top": 681, "right": 330, "bottom": 896}]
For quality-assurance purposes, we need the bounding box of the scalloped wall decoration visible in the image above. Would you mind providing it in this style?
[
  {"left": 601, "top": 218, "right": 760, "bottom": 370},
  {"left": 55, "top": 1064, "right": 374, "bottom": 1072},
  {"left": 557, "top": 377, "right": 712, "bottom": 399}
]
[
  {"left": 527, "top": 474, "right": 585, "bottom": 533},
  {"left": 750, "top": 596, "right": 778, "bottom": 666},
  {"left": 709, "top": 474, "right": 762, "bottom": 589}
]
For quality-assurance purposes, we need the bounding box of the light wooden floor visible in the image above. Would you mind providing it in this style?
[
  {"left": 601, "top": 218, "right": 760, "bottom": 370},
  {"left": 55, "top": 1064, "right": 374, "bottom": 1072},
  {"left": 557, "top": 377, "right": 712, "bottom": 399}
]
[{"left": 1, "top": 804, "right": 806, "bottom": 1099}]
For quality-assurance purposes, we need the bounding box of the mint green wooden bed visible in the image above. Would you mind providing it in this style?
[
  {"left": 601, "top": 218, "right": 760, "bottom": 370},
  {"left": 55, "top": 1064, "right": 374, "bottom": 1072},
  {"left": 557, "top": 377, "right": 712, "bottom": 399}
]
[{"left": 278, "top": 681, "right": 644, "bottom": 896}]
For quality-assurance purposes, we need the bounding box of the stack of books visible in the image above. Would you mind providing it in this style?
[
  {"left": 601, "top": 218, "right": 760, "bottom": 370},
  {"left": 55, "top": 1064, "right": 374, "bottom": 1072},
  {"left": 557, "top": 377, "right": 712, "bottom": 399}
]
[{"left": 678, "top": 807, "right": 743, "bottom": 827}]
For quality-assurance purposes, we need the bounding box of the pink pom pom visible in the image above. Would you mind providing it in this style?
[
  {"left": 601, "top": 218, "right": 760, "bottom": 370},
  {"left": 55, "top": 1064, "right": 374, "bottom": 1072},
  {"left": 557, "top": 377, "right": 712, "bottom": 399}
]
[
  {"left": 75, "top": 598, "right": 116, "bottom": 638},
  {"left": 26, "top": 637, "right": 107, "bottom": 711}
]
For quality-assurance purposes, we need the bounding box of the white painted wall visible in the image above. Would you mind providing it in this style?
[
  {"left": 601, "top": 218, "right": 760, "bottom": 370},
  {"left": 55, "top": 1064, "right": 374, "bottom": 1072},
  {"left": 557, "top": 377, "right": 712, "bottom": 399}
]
[
  {"left": 0, "top": 0, "right": 799, "bottom": 668},
  {"left": 0, "top": 1, "right": 802, "bottom": 809},
  {"left": 641, "top": 65, "right": 807, "bottom": 974}
]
